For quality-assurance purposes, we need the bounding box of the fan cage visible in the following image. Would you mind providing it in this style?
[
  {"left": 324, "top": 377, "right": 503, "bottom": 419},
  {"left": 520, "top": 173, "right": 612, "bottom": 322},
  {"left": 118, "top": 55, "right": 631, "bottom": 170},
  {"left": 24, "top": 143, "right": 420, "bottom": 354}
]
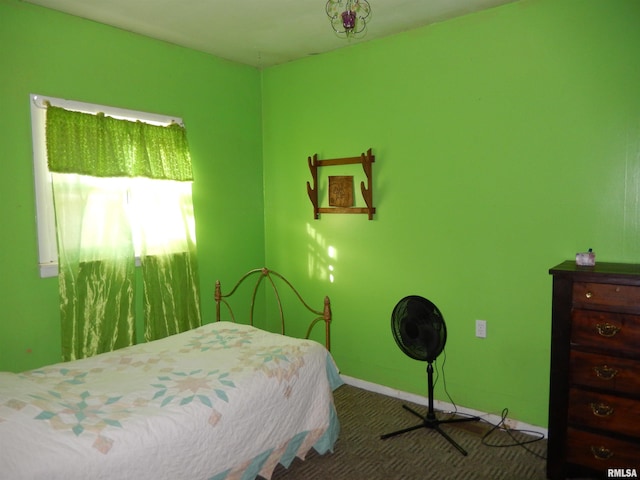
[{"left": 391, "top": 295, "right": 447, "bottom": 363}]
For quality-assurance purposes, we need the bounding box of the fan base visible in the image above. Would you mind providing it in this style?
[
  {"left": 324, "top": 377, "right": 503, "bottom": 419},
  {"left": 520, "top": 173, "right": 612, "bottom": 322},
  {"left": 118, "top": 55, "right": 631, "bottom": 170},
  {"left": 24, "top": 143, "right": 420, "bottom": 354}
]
[{"left": 380, "top": 404, "right": 480, "bottom": 456}]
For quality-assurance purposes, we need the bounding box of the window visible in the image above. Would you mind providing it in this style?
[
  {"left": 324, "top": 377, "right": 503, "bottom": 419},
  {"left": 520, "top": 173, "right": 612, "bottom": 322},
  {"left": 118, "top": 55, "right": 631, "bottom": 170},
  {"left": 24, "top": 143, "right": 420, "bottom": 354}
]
[{"left": 30, "top": 94, "right": 191, "bottom": 278}]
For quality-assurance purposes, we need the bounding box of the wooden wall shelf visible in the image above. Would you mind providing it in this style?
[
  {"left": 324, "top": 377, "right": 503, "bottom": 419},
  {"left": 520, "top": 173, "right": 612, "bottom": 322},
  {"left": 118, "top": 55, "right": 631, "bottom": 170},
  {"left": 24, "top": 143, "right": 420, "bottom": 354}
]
[{"left": 307, "top": 148, "right": 376, "bottom": 220}]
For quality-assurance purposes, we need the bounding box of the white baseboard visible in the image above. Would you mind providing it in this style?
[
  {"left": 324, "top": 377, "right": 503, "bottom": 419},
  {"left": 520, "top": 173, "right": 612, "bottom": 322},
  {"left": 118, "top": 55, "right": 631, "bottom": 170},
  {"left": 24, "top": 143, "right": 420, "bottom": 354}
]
[{"left": 340, "top": 374, "right": 548, "bottom": 438}]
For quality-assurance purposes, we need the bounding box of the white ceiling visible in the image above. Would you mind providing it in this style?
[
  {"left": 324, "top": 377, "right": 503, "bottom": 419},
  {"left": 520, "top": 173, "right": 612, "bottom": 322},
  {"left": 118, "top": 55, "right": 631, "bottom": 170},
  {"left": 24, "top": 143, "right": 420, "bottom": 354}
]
[{"left": 22, "top": 0, "right": 517, "bottom": 68}]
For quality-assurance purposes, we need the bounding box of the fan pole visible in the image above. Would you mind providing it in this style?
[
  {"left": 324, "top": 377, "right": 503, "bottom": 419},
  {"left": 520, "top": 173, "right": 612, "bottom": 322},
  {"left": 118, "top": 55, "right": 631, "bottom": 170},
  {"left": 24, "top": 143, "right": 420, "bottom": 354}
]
[{"left": 426, "top": 362, "right": 436, "bottom": 421}]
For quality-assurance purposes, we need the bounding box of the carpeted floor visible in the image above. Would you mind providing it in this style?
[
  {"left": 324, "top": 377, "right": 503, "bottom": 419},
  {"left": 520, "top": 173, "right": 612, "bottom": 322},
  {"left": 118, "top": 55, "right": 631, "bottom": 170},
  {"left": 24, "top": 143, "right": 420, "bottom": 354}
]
[{"left": 269, "top": 384, "right": 549, "bottom": 480}]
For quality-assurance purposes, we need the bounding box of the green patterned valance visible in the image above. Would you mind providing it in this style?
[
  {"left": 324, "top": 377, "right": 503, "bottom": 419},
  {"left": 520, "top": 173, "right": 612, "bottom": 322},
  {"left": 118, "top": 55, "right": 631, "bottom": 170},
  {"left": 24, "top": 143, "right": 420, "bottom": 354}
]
[{"left": 46, "top": 105, "right": 193, "bottom": 181}]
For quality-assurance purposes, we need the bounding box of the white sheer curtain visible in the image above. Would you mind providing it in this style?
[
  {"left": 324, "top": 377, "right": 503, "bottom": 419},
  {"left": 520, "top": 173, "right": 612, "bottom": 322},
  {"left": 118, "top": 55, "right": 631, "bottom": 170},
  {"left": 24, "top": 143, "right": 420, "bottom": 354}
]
[
  {"left": 52, "top": 173, "right": 136, "bottom": 360},
  {"left": 128, "top": 178, "right": 201, "bottom": 341}
]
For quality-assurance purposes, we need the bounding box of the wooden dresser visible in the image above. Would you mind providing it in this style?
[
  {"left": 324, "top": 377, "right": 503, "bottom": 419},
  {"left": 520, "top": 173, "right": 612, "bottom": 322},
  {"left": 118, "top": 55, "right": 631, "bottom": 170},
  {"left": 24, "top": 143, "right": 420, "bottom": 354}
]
[{"left": 547, "top": 261, "right": 640, "bottom": 479}]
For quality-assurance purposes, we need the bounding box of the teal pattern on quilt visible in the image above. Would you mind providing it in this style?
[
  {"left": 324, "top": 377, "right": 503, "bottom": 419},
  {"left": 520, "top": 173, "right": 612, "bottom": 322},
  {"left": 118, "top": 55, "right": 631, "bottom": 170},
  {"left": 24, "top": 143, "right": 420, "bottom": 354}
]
[
  {"left": 279, "top": 430, "right": 309, "bottom": 468},
  {"left": 30, "top": 389, "right": 128, "bottom": 437},
  {"left": 240, "top": 447, "right": 273, "bottom": 480},
  {"left": 152, "top": 369, "right": 236, "bottom": 407},
  {"left": 257, "top": 347, "right": 291, "bottom": 363},
  {"left": 24, "top": 368, "right": 89, "bottom": 387},
  {"left": 185, "top": 327, "right": 253, "bottom": 351},
  {"left": 208, "top": 468, "right": 231, "bottom": 480}
]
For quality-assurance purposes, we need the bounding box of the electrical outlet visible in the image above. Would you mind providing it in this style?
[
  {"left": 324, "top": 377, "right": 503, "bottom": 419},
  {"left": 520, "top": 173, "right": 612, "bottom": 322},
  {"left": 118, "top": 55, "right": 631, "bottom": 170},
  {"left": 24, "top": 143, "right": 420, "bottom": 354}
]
[{"left": 475, "top": 319, "right": 487, "bottom": 338}]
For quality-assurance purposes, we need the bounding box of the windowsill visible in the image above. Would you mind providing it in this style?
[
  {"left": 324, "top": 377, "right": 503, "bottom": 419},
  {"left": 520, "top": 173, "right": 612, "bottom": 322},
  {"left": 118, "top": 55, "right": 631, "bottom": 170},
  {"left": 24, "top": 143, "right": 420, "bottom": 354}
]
[
  {"left": 39, "top": 263, "right": 58, "bottom": 278},
  {"left": 39, "top": 257, "right": 143, "bottom": 278}
]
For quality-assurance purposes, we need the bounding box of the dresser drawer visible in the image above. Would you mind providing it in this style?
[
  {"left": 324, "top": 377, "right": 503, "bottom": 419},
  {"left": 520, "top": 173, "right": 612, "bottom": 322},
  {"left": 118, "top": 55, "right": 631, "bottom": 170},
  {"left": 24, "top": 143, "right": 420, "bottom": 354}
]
[
  {"left": 573, "top": 282, "right": 640, "bottom": 310},
  {"left": 570, "top": 350, "right": 640, "bottom": 396},
  {"left": 568, "top": 389, "right": 640, "bottom": 437},
  {"left": 571, "top": 309, "right": 640, "bottom": 354},
  {"left": 566, "top": 427, "right": 640, "bottom": 471}
]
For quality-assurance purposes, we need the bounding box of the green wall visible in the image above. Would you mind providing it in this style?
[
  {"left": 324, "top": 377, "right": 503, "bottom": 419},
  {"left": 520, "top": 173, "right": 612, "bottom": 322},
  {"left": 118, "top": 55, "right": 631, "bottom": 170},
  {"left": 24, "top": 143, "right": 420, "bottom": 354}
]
[
  {"left": 2, "top": 0, "right": 639, "bottom": 432},
  {"left": 0, "top": 0, "right": 265, "bottom": 372},
  {"left": 261, "top": 0, "right": 640, "bottom": 428}
]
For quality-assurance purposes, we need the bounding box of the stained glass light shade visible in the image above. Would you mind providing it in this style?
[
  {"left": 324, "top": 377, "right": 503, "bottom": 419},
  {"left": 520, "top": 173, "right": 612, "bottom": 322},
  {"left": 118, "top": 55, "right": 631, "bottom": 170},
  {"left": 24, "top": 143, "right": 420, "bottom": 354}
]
[{"left": 326, "top": 0, "right": 371, "bottom": 38}]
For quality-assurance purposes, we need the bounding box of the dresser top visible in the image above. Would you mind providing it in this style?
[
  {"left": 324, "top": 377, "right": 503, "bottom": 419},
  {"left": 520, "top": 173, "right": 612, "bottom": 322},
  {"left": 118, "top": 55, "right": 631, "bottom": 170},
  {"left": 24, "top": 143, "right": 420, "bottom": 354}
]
[{"left": 550, "top": 261, "right": 640, "bottom": 282}]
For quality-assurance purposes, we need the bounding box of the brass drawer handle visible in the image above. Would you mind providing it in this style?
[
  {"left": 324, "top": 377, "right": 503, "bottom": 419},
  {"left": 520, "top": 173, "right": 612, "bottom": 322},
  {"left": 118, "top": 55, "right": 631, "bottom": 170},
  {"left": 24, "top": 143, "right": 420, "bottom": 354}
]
[
  {"left": 595, "top": 323, "right": 621, "bottom": 337},
  {"left": 590, "top": 402, "right": 615, "bottom": 417},
  {"left": 585, "top": 291, "right": 593, "bottom": 299},
  {"left": 590, "top": 445, "right": 614, "bottom": 460},
  {"left": 593, "top": 365, "right": 618, "bottom": 380}
]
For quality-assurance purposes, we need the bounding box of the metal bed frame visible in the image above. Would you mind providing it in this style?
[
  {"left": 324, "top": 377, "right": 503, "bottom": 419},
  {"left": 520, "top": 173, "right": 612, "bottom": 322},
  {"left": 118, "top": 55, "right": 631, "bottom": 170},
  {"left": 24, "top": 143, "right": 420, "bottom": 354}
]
[{"left": 214, "top": 267, "right": 332, "bottom": 350}]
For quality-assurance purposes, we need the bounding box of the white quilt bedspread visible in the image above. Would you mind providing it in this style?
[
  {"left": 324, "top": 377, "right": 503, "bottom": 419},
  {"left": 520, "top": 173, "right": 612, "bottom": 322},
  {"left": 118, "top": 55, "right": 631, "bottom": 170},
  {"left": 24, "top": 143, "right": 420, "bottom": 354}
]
[{"left": 0, "top": 322, "right": 342, "bottom": 479}]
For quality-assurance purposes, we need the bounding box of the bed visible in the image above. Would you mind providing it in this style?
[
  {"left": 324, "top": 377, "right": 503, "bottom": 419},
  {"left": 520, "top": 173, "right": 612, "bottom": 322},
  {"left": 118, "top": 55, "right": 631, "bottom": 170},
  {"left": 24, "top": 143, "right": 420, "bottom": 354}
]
[{"left": 0, "top": 268, "right": 341, "bottom": 479}]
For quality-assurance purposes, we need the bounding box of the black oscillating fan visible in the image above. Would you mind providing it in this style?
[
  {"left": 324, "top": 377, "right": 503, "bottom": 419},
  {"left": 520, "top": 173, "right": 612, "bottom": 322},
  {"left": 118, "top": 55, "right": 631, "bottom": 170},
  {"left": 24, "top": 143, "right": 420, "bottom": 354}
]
[{"left": 380, "top": 295, "right": 479, "bottom": 456}]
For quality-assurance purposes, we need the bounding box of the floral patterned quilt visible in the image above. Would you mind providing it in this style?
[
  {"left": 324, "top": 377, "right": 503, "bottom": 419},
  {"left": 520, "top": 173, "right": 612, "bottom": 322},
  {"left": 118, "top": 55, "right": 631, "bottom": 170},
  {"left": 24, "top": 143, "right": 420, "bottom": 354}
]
[{"left": 0, "top": 322, "right": 342, "bottom": 479}]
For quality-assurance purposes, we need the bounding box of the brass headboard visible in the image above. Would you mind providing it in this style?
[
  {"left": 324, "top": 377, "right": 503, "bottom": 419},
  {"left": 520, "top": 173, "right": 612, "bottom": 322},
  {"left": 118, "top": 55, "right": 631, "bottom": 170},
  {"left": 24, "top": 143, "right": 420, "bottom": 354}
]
[{"left": 214, "top": 267, "right": 332, "bottom": 350}]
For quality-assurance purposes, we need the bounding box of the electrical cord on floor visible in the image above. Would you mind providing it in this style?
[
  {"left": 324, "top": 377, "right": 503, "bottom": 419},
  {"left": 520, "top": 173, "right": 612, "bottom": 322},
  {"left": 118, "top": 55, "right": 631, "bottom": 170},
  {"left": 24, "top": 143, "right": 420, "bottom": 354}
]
[
  {"left": 481, "top": 408, "right": 547, "bottom": 460},
  {"left": 434, "top": 349, "right": 547, "bottom": 460}
]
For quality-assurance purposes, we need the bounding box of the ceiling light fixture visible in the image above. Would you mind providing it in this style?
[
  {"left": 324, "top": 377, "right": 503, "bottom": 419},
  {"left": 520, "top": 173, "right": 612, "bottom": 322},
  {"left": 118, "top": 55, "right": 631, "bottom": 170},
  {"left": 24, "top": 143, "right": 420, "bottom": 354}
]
[{"left": 326, "top": 0, "right": 371, "bottom": 38}]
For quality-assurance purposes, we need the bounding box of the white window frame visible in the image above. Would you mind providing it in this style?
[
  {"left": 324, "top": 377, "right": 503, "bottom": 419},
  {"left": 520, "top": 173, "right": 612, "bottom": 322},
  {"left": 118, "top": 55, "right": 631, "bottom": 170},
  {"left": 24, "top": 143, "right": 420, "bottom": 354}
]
[{"left": 30, "top": 94, "right": 184, "bottom": 278}]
